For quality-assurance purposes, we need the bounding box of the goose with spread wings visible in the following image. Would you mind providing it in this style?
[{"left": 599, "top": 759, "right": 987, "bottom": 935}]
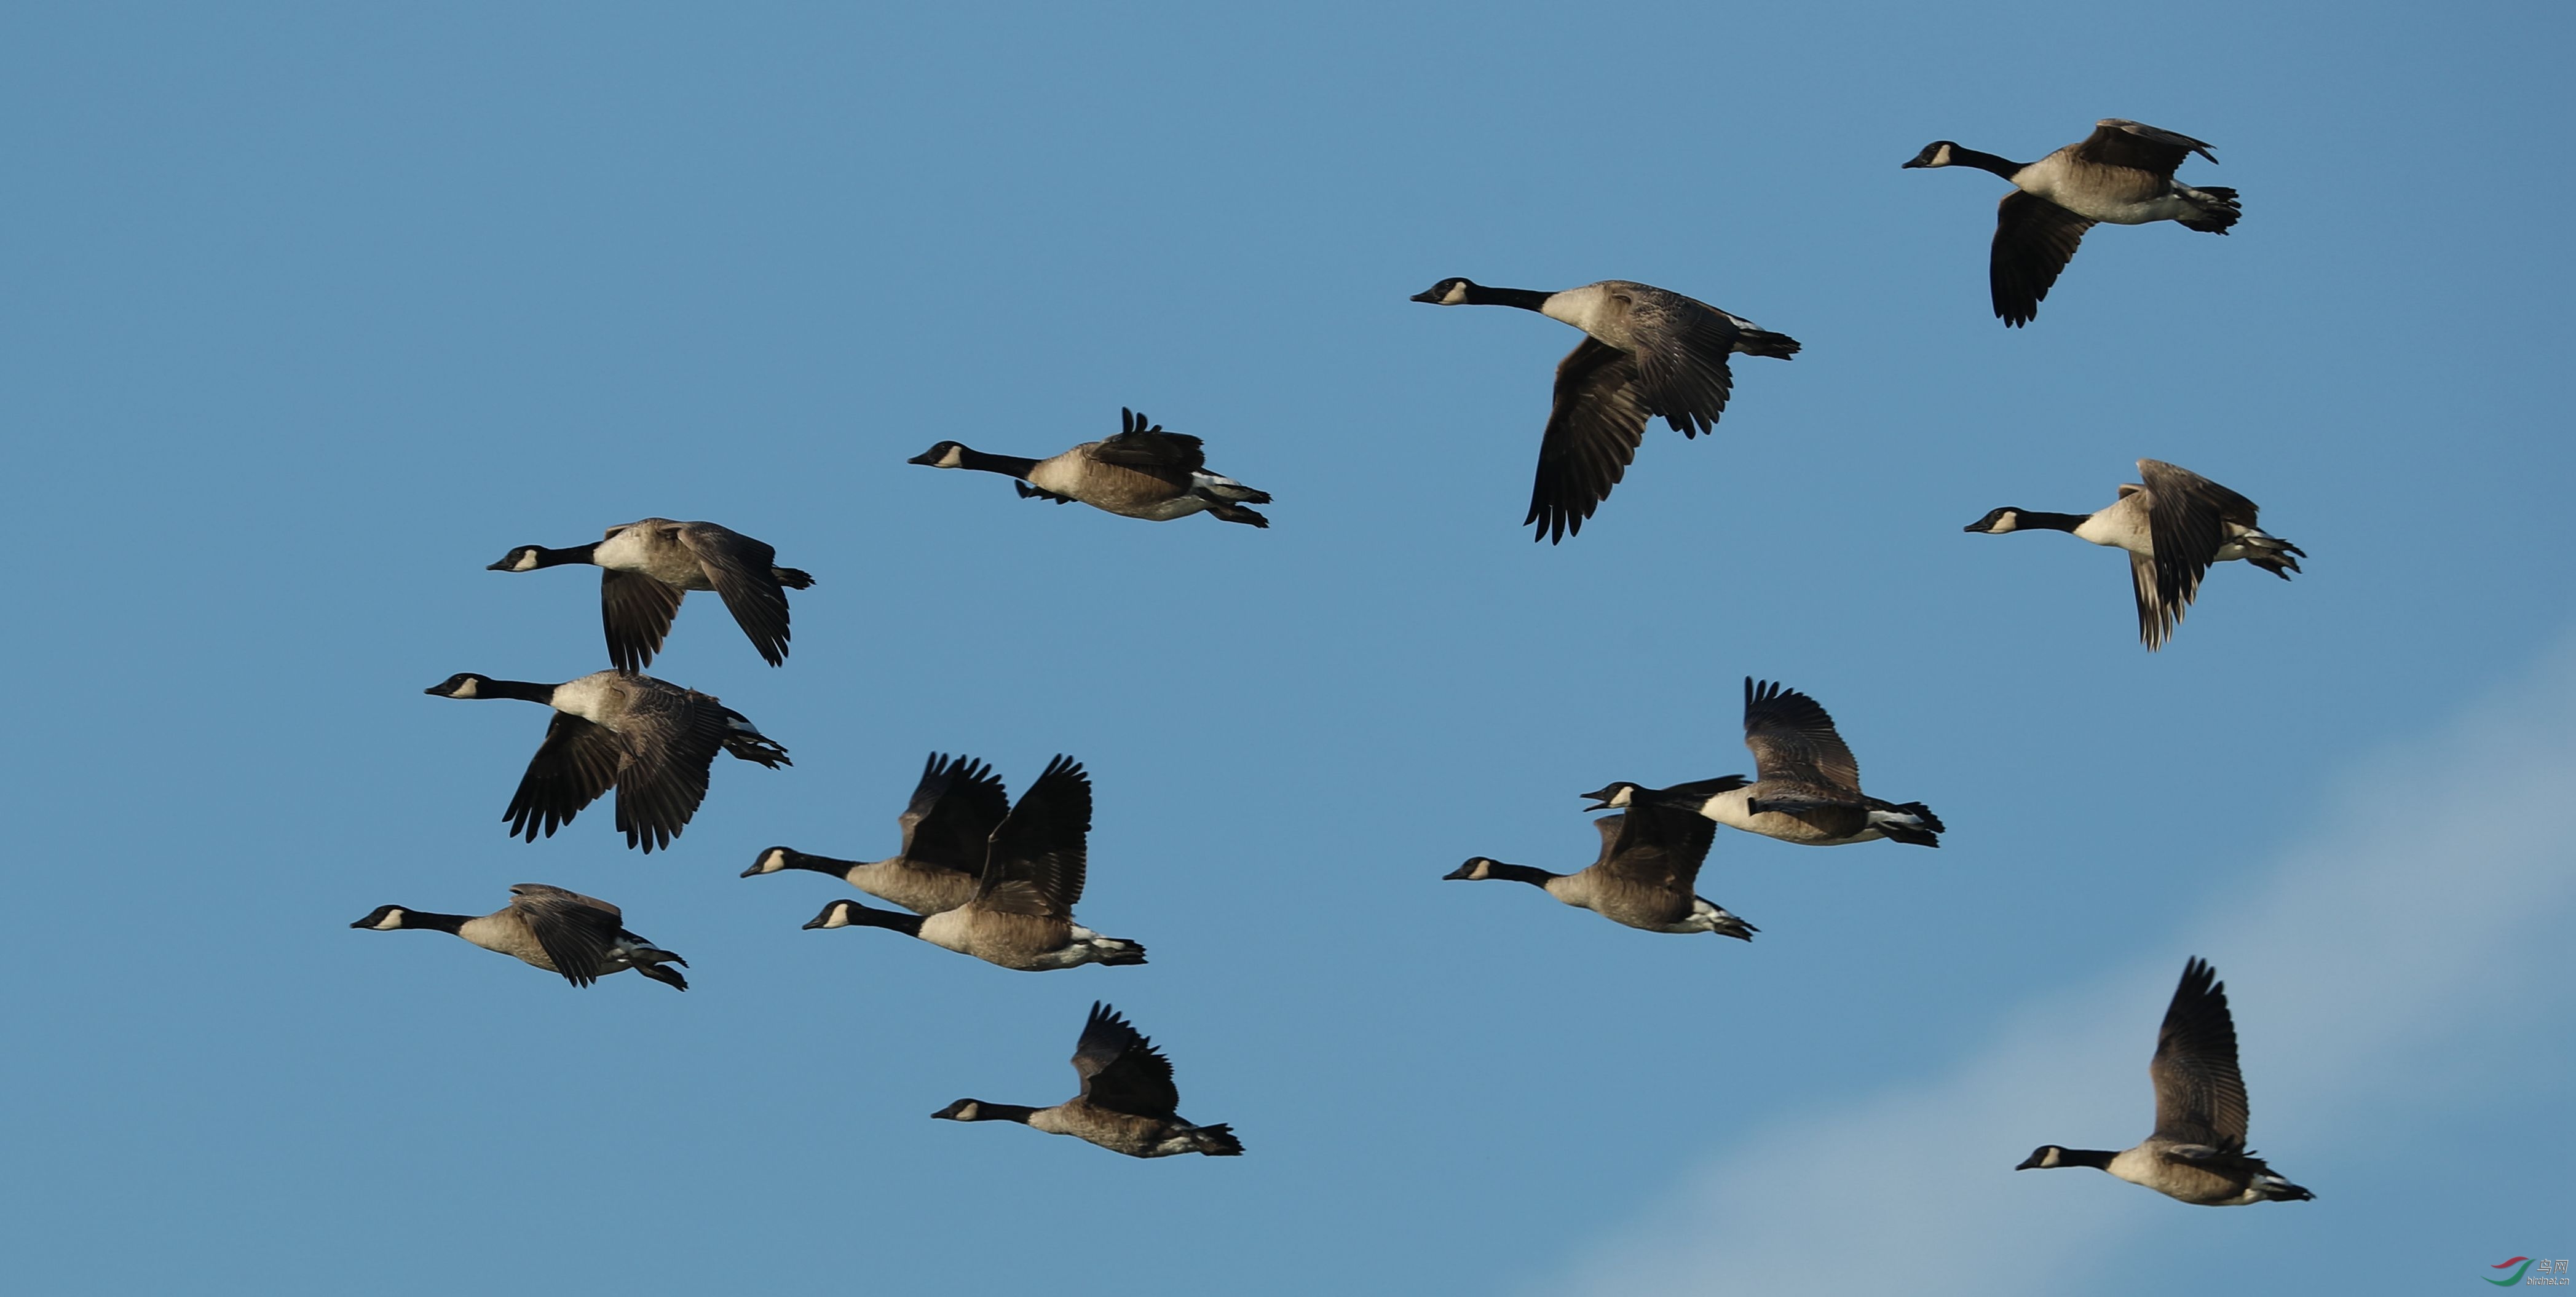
[
  {"left": 1902, "top": 119, "right": 2240, "bottom": 326},
  {"left": 802, "top": 755, "right": 1145, "bottom": 970},
  {"left": 907, "top": 408, "right": 1271, "bottom": 526},
  {"left": 1584, "top": 677, "right": 1943, "bottom": 848},
  {"left": 2017, "top": 958, "right": 2314, "bottom": 1205},
  {"left": 742, "top": 752, "right": 1009, "bottom": 915},
  {"left": 423, "top": 670, "right": 789, "bottom": 853},
  {"left": 1445, "top": 798, "right": 1754, "bottom": 939},
  {"left": 1964, "top": 459, "right": 2303, "bottom": 650},
  {"left": 350, "top": 883, "right": 689, "bottom": 990},
  {"left": 932, "top": 1002, "right": 1243, "bottom": 1158},
  {"left": 1410, "top": 277, "right": 1799, "bottom": 543},
  {"left": 488, "top": 518, "right": 814, "bottom": 670}
]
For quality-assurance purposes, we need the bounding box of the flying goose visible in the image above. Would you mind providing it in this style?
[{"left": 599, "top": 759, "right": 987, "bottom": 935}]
[
  {"left": 1963, "top": 459, "right": 2302, "bottom": 650},
  {"left": 2017, "top": 958, "right": 2314, "bottom": 1205},
  {"left": 742, "top": 752, "right": 1009, "bottom": 915},
  {"left": 424, "top": 670, "right": 789, "bottom": 852},
  {"left": 1902, "top": 119, "right": 2241, "bottom": 326},
  {"left": 802, "top": 755, "right": 1145, "bottom": 970},
  {"left": 932, "top": 1002, "right": 1243, "bottom": 1158},
  {"left": 907, "top": 408, "right": 1271, "bottom": 526},
  {"left": 488, "top": 519, "right": 814, "bottom": 670},
  {"left": 350, "top": 883, "right": 688, "bottom": 990},
  {"left": 1445, "top": 799, "right": 1754, "bottom": 939},
  {"left": 1584, "top": 677, "right": 1944, "bottom": 848},
  {"left": 1409, "top": 277, "right": 1800, "bottom": 542}
]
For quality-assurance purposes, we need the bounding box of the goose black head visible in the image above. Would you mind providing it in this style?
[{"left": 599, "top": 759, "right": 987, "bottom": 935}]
[
  {"left": 907, "top": 441, "right": 968, "bottom": 468},
  {"left": 1962, "top": 507, "right": 2023, "bottom": 534},
  {"left": 1410, "top": 277, "right": 1476, "bottom": 306},
  {"left": 423, "top": 672, "right": 494, "bottom": 698},
  {"left": 1902, "top": 141, "right": 1959, "bottom": 169}
]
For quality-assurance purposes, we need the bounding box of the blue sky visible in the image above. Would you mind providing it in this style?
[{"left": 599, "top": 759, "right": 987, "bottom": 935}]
[{"left": 3, "top": 2, "right": 2569, "bottom": 1293}]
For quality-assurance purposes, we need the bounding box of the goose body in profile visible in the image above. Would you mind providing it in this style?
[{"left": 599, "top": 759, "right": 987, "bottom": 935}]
[
  {"left": 1902, "top": 119, "right": 2241, "bottom": 326},
  {"left": 802, "top": 755, "right": 1145, "bottom": 970},
  {"left": 932, "top": 1002, "right": 1243, "bottom": 1159},
  {"left": 488, "top": 519, "right": 813, "bottom": 669},
  {"left": 908, "top": 408, "right": 1271, "bottom": 526},
  {"left": 424, "top": 670, "right": 789, "bottom": 853},
  {"left": 1584, "top": 677, "right": 1943, "bottom": 848},
  {"left": 1963, "top": 458, "right": 2302, "bottom": 650},
  {"left": 1446, "top": 799, "right": 1754, "bottom": 939},
  {"left": 2017, "top": 958, "right": 2314, "bottom": 1206},
  {"left": 350, "top": 884, "right": 689, "bottom": 990},
  {"left": 743, "top": 752, "right": 1008, "bottom": 915},
  {"left": 1410, "top": 277, "right": 1800, "bottom": 542}
]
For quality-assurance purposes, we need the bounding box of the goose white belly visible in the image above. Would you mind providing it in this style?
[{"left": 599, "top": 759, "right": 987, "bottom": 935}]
[
  {"left": 2072, "top": 505, "right": 2152, "bottom": 556},
  {"left": 457, "top": 915, "right": 549, "bottom": 968},
  {"left": 2010, "top": 154, "right": 2189, "bottom": 226},
  {"left": 1539, "top": 283, "right": 1621, "bottom": 339},
  {"left": 1694, "top": 784, "right": 1880, "bottom": 846},
  {"left": 544, "top": 672, "right": 626, "bottom": 723}
]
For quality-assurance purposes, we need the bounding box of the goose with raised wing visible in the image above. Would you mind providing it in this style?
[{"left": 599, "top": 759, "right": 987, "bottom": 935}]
[
  {"left": 1584, "top": 677, "right": 1943, "bottom": 848},
  {"left": 743, "top": 752, "right": 1009, "bottom": 915},
  {"left": 1445, "top": 799, "right": 1754, "bottom": 939},
  {"left": 424, "top": 670, "right": 789, "bottom": 853},
  {"left": 350, "top": 884, "right": 689, "bottom": 990},
  {"left": 802, "top": 755, "right": 1145, "bottom": 970},
  {"left": 488, "top": 518, "right": 814, "bottom": 669},
  {"left": 1409, "top": 277, "right": 1800, "bottom": 542},
  {"left": 1962, "top": 459, "right": 2302, "bottom": 650},
  {"left": 932, "top": 1002, "right": 1242, "bottom": 1158},
  {"left": 908, "top": 408, "right": 1271, "bottom": 527},
  {"left": 1902, "top": 119, "right": 2240, "bottom": 326},
  {"left": 2017, "top": 958, "right": 2314, "bottom": 1205}
]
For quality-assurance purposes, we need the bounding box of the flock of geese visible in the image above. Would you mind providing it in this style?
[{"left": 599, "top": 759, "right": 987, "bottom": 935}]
[{"left": 351, "top": 118, "right": 2317, "bottom": 1204}]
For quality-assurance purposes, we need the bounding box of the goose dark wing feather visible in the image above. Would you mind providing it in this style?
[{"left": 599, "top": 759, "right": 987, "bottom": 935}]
[
  {"left": 1597, "top": 802, "right": 1717, "bottom": 893},
  {"left": 2150, "top": 958, "right": 2253, "bottom": 1150},
  {"left": 976, "top": 754, "right": 1091, "bottom": 917},
  {"left": 1089, "top": 410, "right": 1207, "bottom": 471},
  {"left": 1740, "top": 678, "right": 1863, "bottom": 794},
  {"left": 898, "top": 752, "right": 1011, "bottom": 873},
  {"left": 2137, "top": 459, "right": 2256, "bottom": 631},
  {"left": 1990, "top": 191, "right": 2096, "bottom": 327},
  {"left": 2077, "top": 119, "right": 2218, "bottom": 175},
  {"left": 677, "top": 524, "right": 794, "bottom": 668},
  {"left": 508, "top": 885, "right": 624, "bottom": 987},
  {"left": 504, "top": 714, "right": 623, "bottom": 843},
  {"left": 1072, "top": 1001, "right": 1182, "bottom": 1117},
  {"left": 1529, "top": 337, "right": 1652, "bottom": 543},
  {"left": 599, "top": 570, "right": 685, "bottom": 673},
  {"left": 1627, "top": 300, "right": 1742, "bottom": 438},
  {"left": 608, "top": 690, "right": 730, "bottom": 853}
]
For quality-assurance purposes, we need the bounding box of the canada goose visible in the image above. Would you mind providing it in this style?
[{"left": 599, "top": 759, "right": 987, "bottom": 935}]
[
  {"left": 424, "top": 670, "right": 789, "bottom": 852},
  {"left": 932, "top": 1002, "right": 1243, "bottom": 1158},
  {"left": 350, "top": 883, "right": 688, "bottom": 990},
  {"left": 1963, "top": 459, "right": 2302, "bottom": 650},
  {"left": 741, "top": 752, "right": 1008, "bottom": 915},
  {"left": 1409, "top": 277, "right": 1800, "bottom": 542},
  {"left": 1583, "top": 677, "right": 1944, "bottom": 848},
  {"left": 907, "top": 408, "right": 1271, "bottom": 526},
  {"left": 802, "top": 755, "right": 1145, "bottom": 970},
  {"left": 1445, "top": 800, "right": 1754, "bottom": 939},
  {"left": 2017, "top": 958, "right": 2314, "bottom": 1205},
  {"left": 488, "top": 519, "right": 814, "bottom": 670},
  {"left": 1902, "top": 119, "right": 2241, "bottom": 326}
]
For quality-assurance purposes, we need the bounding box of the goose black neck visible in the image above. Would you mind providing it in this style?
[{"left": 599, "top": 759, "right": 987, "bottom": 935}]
[
  {"left": 475, "top": 679, "right": 561, "bottom": 704},
  {"left": 403, "top": 910, "right": 471, "bottom": 934},
  {"left": 1464, "top": 285, "right": 1555, "bottom": 312},
  {"left": 2056, "top": 1148, "right": 2117, "bottom": 1170},
  {"left": 1484, "top": 861, "right": 1560, "bottom": 888},
  {"left": 955, "top": 447, "right": 1043, "bottom": 480},
  {"left": 848, "top": 905, "right": 925, "bottom": 937},
  {"left": 786, "top": 850, "right": 866, "bottom": 878},
  {"left": 1950, "top": 147, "right": 2025, "bottom": 178},
  {"left": 527, "top": 543, "right": 600, "bottom": 569},
  {"left": 965, "top": 1102, "right": 1039, "bottom": 1124},
  {"left": 2015, "top": 511, "right": 2092, "bottom": 533}
]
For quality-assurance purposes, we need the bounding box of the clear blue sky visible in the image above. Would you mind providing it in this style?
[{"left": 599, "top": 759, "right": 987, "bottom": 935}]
[{"left": 4, "top": 3, "right": 2569, "bottom": 1293}]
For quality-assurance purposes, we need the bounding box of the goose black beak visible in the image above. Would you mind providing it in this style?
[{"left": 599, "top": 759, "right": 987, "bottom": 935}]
[
  {"left": 2014, "top": 1151, "right": 2046, "bottom": 1170},
  {"left": 1408, "top": 289, "right": 1445, "bottom": 303},
  {"left": 904, "top": 449, "right": 942, "bottom": 466}
]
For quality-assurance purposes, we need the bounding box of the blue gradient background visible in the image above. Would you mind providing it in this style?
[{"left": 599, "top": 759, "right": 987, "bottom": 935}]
[{"left": 2, "top": 4, "right": 2567, "bottom": 1293}]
